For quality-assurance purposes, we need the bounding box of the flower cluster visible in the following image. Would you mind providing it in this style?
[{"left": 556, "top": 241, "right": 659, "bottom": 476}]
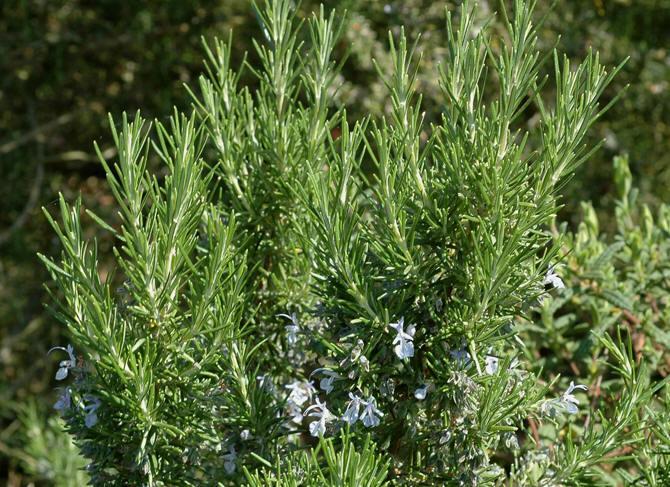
[
  {"left": 304, "top": 398, "right": 336, "bottom": 437},
  {"left": 540, "top": 381, "right": 589, "bottom": 416},
  {"left": 285, "top": 380, "right": 316, "bottom": 424},
  {"left": 342, "top": 394, "right": 383, "bottom": 428},
  {"left": 223, "top": 445, "right": 237, "bottom": 474},
  {"left": 49, "top": 344, "right": 101, "bottom": 429}
]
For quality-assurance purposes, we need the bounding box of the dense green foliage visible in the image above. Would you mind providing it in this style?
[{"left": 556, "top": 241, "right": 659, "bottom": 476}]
[{"left": 2, "top": 0, "right": 669, "bottom": 485}]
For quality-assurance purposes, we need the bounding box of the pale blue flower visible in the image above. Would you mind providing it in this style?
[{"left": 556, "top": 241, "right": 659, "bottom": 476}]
[
  {"left": 341, "top": 339, "right": 370, "bottom": 374},
  {"left": 342, "top": 393, "right": 362, "bottom": 425},
  {"left": 286, "top": 402, "right": 304, "bottom": 424},
  {"left": 311, "top": 369, "right": 340, "bottom": 394},
  {"left": 360, "top": 396, "right": 383, "bottom": 428},
  {"left": 543, "top": 265, "right": 565, "bottom": 290},
  {"left": 450, "top": 346, "right": 471, "bottom": 367},
  {"left": 285, "top": 380, "right": 316, "bottom": 424},
  {"left": 389, "top": 317, "right": 415, "bottom": 360},
  {"left": 83, "top": 394, "right": 100, "bottom": 428},
  {"left": 359, "top": 354, "right": 370, "bottom": 371},
  {"left": 414, "top": 384, "right": 432, "bottom": 400},
  {"left": 485, "top": 355, "right": 499, "bottom": 375},
  {"left": 540, "top": 381, "right": 588, "bottom": 416},
  {"left": 54, "top": 387, "right": 72, "bottom": 412},
  {"left": 304, "top": 398, "right": 335, "bottom": 437},
  {"left": 561, "top": 381, "right": 587, "bottom": 414},
  {"left": 279, "top": 313, "right": 300, "bottom": 346},
  {"left": 223, "top": 445, "right": 237, "bottom": 474},
  {"left": 285, "top": 380, "right": 316, "bottom": 407},
  {"left": 48, "top": 344, "right": 76, "bottom": 380}
]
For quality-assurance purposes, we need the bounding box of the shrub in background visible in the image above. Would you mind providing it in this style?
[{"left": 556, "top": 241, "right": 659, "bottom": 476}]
[{"left": 522, "top": 153, "right": 670, "bottom": 485}]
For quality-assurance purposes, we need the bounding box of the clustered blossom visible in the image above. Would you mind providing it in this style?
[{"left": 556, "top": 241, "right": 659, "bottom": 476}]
[
  {"left": 54, "top": 387, "right": 72, "bottom": 412},
  {"left": 48, "top": 345, "right": 101, "bottom": 428},
  {"left": 541, "top": 381, "right": 588, "bottom": 416},
  {"left": 286, "top": 380, "right": 316, "bottom": 405},
  {"left": 49, "top": 344, "right": 76, "bottom": 380},
  {"left": 304, "top": 398, "right": 335, "bottom": 437},
  {"left": 285, "top": 380, "right": 316, "bottom": 424},
  {"left": 450, "top": 346, "right": 471, "bottom": 367},
  {"left": 389, "top": 317, "right": 415, "bottom": 360},
  {"left": 340, "top": 339, "right": 369, "bottom": 375},
  {"left": 223, "top": 445, "right": 237, "bottom": 474},
  {"left": 342, "top": 394, "right": 383, "bottom": 428},
  {"left": 286, "top": 390, "right": 387, "bottom": 433},
  {"left": 504, "top": 432, "right": 520, "bottom": 450},
  {"left": 83, "top": 394, "right": 101, "bottom": 428}
]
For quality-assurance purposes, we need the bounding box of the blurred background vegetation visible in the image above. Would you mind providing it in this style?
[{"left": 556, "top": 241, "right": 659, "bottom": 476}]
[{"left": 1, "top": 0, "right": 668, "bottom": 484}]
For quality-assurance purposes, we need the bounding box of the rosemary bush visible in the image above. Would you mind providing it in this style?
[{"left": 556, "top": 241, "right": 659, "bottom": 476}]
[{"left": 40, "top": 0, "right": 670, "bottom": 485}]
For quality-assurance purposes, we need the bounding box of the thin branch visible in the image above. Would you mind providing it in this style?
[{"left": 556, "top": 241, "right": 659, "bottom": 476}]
[
  {"left": 0, "top": 112, "right": 74, "bottom": 155},
  {"left": 0, "top": 161, "right": 44, "bottom": 246}
]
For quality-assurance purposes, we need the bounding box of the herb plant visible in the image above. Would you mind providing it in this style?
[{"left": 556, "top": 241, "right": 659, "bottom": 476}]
[{"left": 40, "top": 1, "right": 670, "bottom": 485}]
